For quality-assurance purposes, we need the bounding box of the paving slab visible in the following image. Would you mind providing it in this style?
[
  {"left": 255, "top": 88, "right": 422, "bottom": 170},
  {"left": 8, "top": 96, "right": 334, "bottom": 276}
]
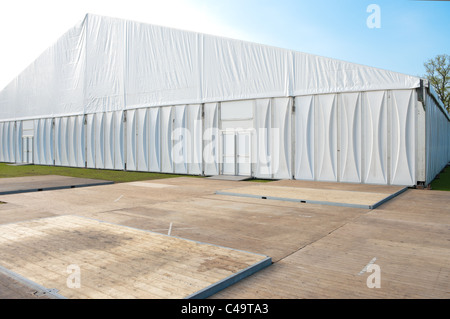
[
  {"left": 0, "top": 215, "right": 270, "bottom": 299},
  {"left": 0, "top": 177, "right": 448, "bottom": 299},
  {"left": 216, "top": 183, "right": 408, "bottom": 209},
  {"left": 0, "top": 178, "right": 366, "bottom": 262},
  {"left": 207, "top": 175, "right": 253, "bottom": 181},
  {"left": 212, "top": 188, "right": 450, "bottom": 299},
  {"left": 0, "top": 175, "right": 114, "bottom": 196},
  {"left": 0, "top": 268, "right": 52, "bottom": 299},
  {"left": 269, "top": 179, "right": 406, "bottom": 194}
]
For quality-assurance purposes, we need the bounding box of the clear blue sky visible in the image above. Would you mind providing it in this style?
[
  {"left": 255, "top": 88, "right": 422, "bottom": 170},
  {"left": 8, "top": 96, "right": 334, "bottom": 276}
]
[{"left": 0, "top": 0, "right": 449, "bottom": 90}]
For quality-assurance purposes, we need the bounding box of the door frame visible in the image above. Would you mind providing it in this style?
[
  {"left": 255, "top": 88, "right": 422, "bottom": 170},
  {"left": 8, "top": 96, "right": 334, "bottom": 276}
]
[{"left": 219, "top": 129, "right": 253, "bottom": 176}]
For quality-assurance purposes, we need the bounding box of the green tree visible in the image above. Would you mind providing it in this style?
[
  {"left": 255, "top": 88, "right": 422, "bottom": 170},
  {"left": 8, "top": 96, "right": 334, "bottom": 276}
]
[{"left": 424, "top": 54, "right": 450, "bottom": 113}]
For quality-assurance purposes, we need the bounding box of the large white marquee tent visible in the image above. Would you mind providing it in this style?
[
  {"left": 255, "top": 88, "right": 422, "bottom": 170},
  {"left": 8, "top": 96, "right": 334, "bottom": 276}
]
[{"left": 0, "top": 14, "right": 449, "bottom": 186}]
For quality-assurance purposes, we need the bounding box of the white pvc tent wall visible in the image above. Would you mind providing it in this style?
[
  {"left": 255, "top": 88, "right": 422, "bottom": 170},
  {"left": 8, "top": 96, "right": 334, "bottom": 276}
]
[
  {"left": 2, "top": 91, "right": 447, "bottom": 186},
  {"left": 425, "top": 91, "right": 450, "bottom": 185},
  {"left": 0, "top": 14, "right": 449, "bottom": 186},
  {"left": 0, "top": 121, "right": 21, "bottom": 164},
  {"left": 294, "top": 90, "right": 418, "bottom": 185}
]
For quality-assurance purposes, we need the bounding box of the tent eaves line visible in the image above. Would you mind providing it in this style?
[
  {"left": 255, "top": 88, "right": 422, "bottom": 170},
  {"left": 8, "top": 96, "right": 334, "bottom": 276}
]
[{"left": 0, "top": 87, "right": 426, "bottom": 123}]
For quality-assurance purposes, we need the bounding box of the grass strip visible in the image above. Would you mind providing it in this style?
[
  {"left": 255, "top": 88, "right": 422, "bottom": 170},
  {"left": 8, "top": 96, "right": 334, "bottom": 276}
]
[
  {"left": 430, "top": 165, "right": 450, "bottom": 191},
  {"left": 0, "top": 163, "right": 202, "bottom": 183}
]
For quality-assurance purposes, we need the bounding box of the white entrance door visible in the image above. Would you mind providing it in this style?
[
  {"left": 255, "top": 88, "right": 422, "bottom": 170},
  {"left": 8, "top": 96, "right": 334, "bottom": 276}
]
[
  {"left": 221, "top": 130, "right": 252, "bottom": 176},
  {"left": 221, "top": 131, "right": 236, "bottom": 175},
  {"left": 22, "top": 136, "right": 33, "bottom": 164},
  {"left": 236, "top": 131, "right": 251, "bottom": 176}
]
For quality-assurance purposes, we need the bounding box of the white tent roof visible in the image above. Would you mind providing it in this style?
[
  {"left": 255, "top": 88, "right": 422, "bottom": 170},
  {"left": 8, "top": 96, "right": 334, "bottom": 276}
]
[{"left": 0, "top": 13, "right": 421, "bottom": 121}]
